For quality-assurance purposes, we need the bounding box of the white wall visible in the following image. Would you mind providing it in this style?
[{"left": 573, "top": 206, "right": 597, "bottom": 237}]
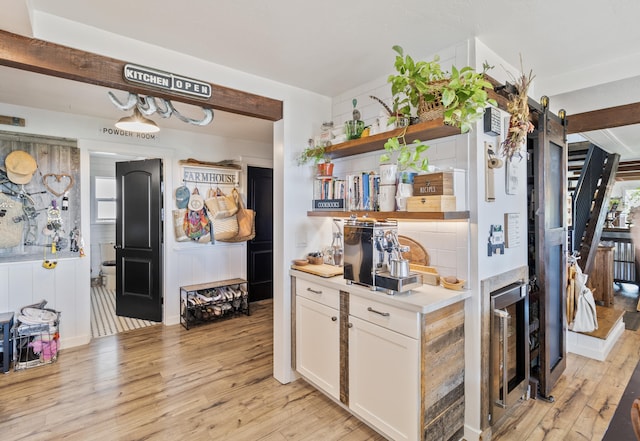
[{"left": 466, "top": 39, "right": 529, "bottom": 440}]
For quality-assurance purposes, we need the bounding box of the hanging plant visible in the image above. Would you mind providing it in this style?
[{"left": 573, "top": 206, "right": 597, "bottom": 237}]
[
  {"left": 501, "top": 57, "right": 535, "bottom": 161},
  {"left": 379, "top": 125, "right": 430, "bottom": 172}
]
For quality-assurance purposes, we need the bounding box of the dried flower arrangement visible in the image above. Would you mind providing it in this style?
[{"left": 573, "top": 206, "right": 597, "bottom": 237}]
[{"left": 501, "top": 58, "right": 535, "bottom": 161}]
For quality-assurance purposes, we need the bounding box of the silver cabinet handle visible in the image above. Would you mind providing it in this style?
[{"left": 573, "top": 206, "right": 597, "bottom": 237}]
[
  {"left": 347, "top": 323, "right": 353, "bottom": 328},
  {"left": 331, "top": 316, "right": 337, "bottom": 322},
  {"left": 367, "top": 307, "right": 390, "bottom": 317},
  {"left": 493, "top": 308, "right": 509, "bottom": 409},
  {"left": 307, "top": 287, "right": 322, "bottom": 294}
]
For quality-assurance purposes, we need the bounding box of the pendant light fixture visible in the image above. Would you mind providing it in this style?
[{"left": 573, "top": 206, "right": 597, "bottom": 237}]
[{"left": 115, "top": 107, "right": 159, "bottom": 133}]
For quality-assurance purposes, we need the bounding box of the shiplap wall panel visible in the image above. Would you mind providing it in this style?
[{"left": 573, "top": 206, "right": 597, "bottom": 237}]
[
  {"left": 0, "top": 258, "right": 90, "bottom": 349},
  {"left": 175, "top": 244, "right": 247, "bottom": 291}
]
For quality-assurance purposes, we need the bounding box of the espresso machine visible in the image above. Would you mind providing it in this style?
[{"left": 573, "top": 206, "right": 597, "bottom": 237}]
[{"left": 343, "top": 218, "right": 421, "bottom": 294}]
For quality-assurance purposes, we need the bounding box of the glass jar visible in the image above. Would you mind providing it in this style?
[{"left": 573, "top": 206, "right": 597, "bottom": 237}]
[
  {"left": 345, "top": 120, "right": 365, "bottom": 140},
  {"left": 319, "top": 121, "right": 334, "bottom": 147}
]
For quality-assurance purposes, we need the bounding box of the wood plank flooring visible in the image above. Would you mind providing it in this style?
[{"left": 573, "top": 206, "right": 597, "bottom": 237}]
[
  {"left": 2, "top": 293, "right": 640, "bottom": 441},
  {"left": 0, "top": 300, "right": 383, "bottom": 441}
]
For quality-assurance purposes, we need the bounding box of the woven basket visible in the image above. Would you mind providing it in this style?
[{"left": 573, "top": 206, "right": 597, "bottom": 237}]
[{"left": 417, "top": 80, "right": 447, "bottom": 122}]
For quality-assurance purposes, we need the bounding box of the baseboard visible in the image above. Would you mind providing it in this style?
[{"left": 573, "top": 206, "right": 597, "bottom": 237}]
[
  {"left": 464, "top": 424, "right": 482, "bottom": 441},
  {"left": 567, "top": 320, "right": 625, "bottom": 361},
  {"left": 60, "top": 334, "right": 91, "bottom": 349},
  {"left": 166, "top": 314, "right": 180, "bottom": 326}
]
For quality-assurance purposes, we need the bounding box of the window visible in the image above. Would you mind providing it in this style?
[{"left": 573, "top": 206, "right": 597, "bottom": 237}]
[{"left": 94, "top": 176, "right": 116, "bottom": 222}]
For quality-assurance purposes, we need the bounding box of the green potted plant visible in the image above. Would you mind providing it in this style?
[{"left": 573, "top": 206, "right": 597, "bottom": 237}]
[
  {"left": 387, "top": 45, "right": 446, "bottom": 122},
  {"left": 378, "top": 126, "right": 430, "bottom": 211},
  {"left": 296, "top": 140, "right": 333, "bottom": 176},
  {"left": 387, "top": 45, "right": 497, "bottom": 131},
  {"left": 379, "top": 131, "right": 430, "bottom": 173}
]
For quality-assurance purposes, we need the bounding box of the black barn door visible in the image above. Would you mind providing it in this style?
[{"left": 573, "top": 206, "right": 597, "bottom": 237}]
[
  {"left": 529, "top": 107, "right": 568, "bottom": 399},
  {"left": 247, "top": 166, "right": 273, "bottom": 301},
  {"left": 115, "top": 158, "right": 163, "bottom": 322}
]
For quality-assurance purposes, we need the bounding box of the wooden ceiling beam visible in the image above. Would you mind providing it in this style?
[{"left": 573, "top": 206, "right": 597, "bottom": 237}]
[
  {"left": 0, "top": 29, "right": 283, "bottom": 122},
  {"left": 616, "top": 172, "right": 640, "bottom": 181},
  {"left": 566, "top": 102, "right": 640, "bottom": 134},
  {"left": 617, "top": 161, "right": 640, "bottom": 171}
]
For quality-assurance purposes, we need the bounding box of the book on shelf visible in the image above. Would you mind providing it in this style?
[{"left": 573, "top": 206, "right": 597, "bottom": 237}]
[
  {"left": 346, "top": 171, "right": 379, "bottom": 211},
  {"left": 312, "top": 176, "right": 345, "bottom": 211},
  {"left": 314, "top": 177, "right": 345, "bottom": 200}
]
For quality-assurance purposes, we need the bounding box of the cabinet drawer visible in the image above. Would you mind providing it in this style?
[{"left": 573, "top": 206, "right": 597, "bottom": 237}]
[
  {"left": 296, "top": 278, "right": 340, "bottom": 310},
  {"left": 350, "top": 295, "right": 419, "bottom": 339}
]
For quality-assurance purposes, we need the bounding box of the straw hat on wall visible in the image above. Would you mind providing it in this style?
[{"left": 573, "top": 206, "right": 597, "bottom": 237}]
[{"left": 4, "top": 150, "right": 37, "bottom": 184}]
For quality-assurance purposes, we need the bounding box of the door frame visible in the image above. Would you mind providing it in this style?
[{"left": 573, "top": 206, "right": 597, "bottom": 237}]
[{"left": 246, "top": 165, "right": 274, "bottom": 302}]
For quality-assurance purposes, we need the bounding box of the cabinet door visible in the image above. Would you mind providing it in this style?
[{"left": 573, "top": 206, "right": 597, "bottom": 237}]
[
  {"left": 349, "top": 315, "right": 419, "bottom": 441},
  {"left": 296, "top": 296, "right": 340, "bottom": 400}
]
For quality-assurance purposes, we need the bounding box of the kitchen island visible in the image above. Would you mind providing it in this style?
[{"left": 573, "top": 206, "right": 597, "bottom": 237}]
[{"left": 290, "top": 269, "right": 470, "bottom": 441}]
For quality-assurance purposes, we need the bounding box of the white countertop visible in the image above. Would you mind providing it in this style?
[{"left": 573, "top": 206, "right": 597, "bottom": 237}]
[{"left": 290, "top": 268, "right": 470, "bottom": 314}]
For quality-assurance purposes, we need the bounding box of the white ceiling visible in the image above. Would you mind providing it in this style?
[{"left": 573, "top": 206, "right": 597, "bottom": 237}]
[{"left": 2, "top": 0, "right": 640, "bottom": 157}]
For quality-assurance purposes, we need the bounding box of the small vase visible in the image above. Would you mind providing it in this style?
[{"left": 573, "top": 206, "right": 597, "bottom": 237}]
[
  {"left": 395, "top": 183, "right": 413, "bottom": 211},
  {"left": 317, "top": 162, "right": 334, "bottom": 177},
  {"left": 379, "top": 184, "right": 396, "bottom": 212}
]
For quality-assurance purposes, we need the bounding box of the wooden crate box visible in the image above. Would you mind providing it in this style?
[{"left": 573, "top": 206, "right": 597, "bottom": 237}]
[
  {"left": 407, "top": 195, "right": 457, "bottom": 212},
  {"left": 413, "top": 169, "right": 466, "bottom": 210}
]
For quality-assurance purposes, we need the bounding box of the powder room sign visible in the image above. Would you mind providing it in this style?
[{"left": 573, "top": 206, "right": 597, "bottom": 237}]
[{"left": 123, "top": 64, "right": 212, "bottom": 99}]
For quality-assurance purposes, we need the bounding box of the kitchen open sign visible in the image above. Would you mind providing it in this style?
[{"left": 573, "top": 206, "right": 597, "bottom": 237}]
[{"left": 124, "top": 64, "right": 212, "bottom": 99}]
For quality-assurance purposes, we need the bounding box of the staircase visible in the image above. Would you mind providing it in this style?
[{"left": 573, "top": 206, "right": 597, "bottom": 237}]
[{"left": 569, "top": 141, "right": 620, "bottom": 274}]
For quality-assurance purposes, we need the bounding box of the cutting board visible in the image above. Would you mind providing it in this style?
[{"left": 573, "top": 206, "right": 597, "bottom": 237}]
[
  {"left": 291, "top": 263, "right": 343, "bottom": 278},
  {"left": 398, "top": 235, "right": 430, "bottom": 266}
]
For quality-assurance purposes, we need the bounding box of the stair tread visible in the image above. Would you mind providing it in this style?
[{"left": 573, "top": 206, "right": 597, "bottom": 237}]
[{"left": 579, "top": 306, "right": 625, "bottom": 340}]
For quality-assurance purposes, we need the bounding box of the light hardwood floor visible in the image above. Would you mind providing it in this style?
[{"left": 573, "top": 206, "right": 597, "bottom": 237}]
[
  {"left": 0, "top": 300, "right": 383, "bottom": 441},
  {"left": 1, "top": 297, "right": 638, "bottom": 441}
]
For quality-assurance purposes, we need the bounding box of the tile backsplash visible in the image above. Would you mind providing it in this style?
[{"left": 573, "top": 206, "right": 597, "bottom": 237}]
[{"left": 398, "top": 220, "right": 469, "bottom": 281}]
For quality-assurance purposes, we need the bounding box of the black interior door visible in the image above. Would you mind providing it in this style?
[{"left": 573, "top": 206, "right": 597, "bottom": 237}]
[
  {"left": 247, "top": 166, "right": 273, "bottom": 301},
  {"left": 529, "top": 107, "right": 568, "bottom": 399},
  {"left": 115, "top": 158, "right": 163, "bottom": 322}
]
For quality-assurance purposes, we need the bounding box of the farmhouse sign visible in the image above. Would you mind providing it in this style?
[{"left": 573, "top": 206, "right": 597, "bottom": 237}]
[
  {"left": 123, "top": 64, "right": 212, "bottom": 99},
  {"left": 182, "top": 165, "right": 239, "bottom": 187}
]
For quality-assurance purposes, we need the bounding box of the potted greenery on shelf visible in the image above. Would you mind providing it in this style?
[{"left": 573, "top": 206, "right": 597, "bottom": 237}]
[
  {"left": 388, "top": 46, "right": 446, "bottom": 123},
  {"left": 296, "top": 140, "right": 334, "bottom": 176},
  {"left": 378, "top": 125, "right": 431, "bottom": 211},
  {"left": 387, "top": 45, "right": 497, "bottom": 133}
]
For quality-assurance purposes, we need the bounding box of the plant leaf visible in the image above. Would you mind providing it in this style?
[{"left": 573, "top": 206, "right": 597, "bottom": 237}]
[{"left": 392, "top": 45, "right": 404, "bottom": 56}]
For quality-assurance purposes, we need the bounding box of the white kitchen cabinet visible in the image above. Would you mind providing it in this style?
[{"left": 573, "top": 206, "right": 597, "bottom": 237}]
[
  {"left": 295, "top": 290, "right": 340, "bottom": 400},
  {"left": 349, "top": 314, "right": 420, "bottom": 441},
  {"left": 291, "top": 272, "right": 466, "bottom": 441}
]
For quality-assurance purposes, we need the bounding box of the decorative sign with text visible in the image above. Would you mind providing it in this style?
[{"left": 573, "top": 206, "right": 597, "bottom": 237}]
[
  {"left": 123, "top": 64, "right": 212, "bottom": 99},
  {"left": 313, "top": 199, "right": 345, "bottom": 211},
  {"left": 182, "top": 165, "right": 239, "bottom": 187}
]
